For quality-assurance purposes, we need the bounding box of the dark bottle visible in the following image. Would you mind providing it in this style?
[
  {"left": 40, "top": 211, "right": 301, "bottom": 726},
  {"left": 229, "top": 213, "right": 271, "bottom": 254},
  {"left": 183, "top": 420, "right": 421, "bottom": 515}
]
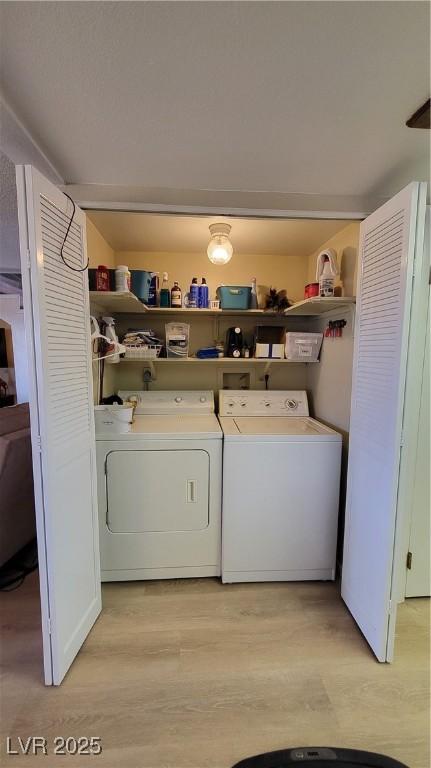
[{"left": 171, "top": 281, "right": 182, "bottom": 308}]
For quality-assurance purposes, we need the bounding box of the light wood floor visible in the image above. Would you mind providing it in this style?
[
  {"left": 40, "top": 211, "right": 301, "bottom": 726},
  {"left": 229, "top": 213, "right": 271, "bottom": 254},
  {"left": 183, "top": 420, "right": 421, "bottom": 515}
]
[{"left": 1, "top": 573, "right": 429, "bottom": 768}]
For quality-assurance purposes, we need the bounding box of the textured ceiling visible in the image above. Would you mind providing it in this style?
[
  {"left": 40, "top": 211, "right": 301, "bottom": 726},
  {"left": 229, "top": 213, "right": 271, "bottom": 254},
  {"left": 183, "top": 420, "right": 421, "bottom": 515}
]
[
  {"left": 87, "top": 211, "right": 353, "bottom": 256},
  {"left": 0, "top": 2, "right": 429, "bottom": 198},
  {"left": 0, "top": 152, "right": 20, "bottom": 272}
]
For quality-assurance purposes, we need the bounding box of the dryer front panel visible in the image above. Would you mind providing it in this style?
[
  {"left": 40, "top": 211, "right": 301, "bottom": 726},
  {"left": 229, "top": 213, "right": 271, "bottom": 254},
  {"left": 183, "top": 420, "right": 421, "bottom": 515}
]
[{"left": 106, "top": 449, "right": 209, "bottom": 533}]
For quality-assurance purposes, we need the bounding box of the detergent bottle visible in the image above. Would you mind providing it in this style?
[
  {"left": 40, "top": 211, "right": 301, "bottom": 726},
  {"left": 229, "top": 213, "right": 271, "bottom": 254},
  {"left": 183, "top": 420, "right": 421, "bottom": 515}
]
[
  {"left": 316, "top": 249, "right": 338, "bottom": 298},
  {"left": 198, "top": 277, "right": 209, "bottom": 309}
]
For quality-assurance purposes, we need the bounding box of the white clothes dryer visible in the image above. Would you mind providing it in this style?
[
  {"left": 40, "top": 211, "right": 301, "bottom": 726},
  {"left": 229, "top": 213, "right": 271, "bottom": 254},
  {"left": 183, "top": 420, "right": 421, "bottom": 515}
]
[
  {"left": 96, "top": 391, "right": 222, "bottom": 581},
  {"left": 218, "top": 390, "right": 342, "bottom": 583}
]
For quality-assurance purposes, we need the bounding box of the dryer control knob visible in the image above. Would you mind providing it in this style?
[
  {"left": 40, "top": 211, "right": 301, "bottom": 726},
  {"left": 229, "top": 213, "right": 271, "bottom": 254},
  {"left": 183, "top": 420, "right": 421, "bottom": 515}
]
[
  {"left": 175, "top": 396, "right": 183, "bottom": 403},
  {"left": 199, "top": 396, "right": 207, "bottom": 403}
]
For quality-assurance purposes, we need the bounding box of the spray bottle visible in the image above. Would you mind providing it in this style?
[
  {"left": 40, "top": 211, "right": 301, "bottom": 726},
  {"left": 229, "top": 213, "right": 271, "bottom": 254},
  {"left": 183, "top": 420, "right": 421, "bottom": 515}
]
[{"left": 102, "top": 316, "right": 120, "bottom": 364}]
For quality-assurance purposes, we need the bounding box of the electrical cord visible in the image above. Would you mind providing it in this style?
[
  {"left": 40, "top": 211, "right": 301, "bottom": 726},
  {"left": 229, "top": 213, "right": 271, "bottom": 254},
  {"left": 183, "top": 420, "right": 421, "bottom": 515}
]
[{"left": 60, "top": 193, "right": 89, "bottom": 272}]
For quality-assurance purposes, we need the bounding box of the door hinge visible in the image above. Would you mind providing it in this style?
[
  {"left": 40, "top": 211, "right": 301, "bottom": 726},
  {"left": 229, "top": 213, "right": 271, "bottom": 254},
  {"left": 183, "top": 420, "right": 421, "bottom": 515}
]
[
  {"left": 406, "top": 551, "right": 413, "bottom": 570},
  {"left": 47, "top": 618, "right": 52, "bottom": 635},
  {"left": 35, "top": 435, "right": 42, "bottom": 453},
  {"left": 26, "top": 248, "right": 31, "bottom": 269},
  {"left": 400, "top": 431, "right": 405, "bottom": 447}
]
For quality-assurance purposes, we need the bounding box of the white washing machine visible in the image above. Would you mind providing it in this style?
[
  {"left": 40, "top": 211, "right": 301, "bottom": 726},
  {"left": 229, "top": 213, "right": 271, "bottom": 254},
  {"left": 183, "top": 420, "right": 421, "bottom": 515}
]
[
  {"left": 96, "top": 391, "right": 222, "bottom": 581},
  {"left": 219, "top": 390, "right": 342, "bottom": 583}
]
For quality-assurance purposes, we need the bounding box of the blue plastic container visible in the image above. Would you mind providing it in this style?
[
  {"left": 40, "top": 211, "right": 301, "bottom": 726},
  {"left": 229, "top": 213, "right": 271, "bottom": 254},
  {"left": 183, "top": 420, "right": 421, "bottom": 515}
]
[
  {"left": 188, "top": 279, "right": 199, "bottom": 308},
  {"left": 217, "top": 286, "right": 251, "bottom": 310},
  {"left": 131, "top": 270, "right": 153, "bottom": 302},
  {"left": 147, "top": 273, "right": 159, "bottom": 306},
  {"left": 198, "top": 279, "right": 209, "bottom": 308}
]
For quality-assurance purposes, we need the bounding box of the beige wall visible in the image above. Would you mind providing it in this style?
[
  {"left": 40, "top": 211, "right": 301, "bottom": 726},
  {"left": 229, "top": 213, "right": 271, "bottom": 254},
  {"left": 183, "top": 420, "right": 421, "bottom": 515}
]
[
  {"left": 307, "top": 222, "right": 360, "bottom": 297},
  {"left": 87, "top": 218, "right": 115, "bottom": 268},
  {"left": 87, "top": 218, "right": 359, "bottom": 413},
  {"left": 115, "top": 250, "right": 308, "bottom": 305}
]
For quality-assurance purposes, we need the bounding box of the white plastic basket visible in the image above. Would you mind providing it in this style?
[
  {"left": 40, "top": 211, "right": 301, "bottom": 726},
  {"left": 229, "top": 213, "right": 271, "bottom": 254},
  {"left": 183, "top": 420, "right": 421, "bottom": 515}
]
[
  {"left": 94, "top": 404, "right": 134, "bottom": 433},
  {"left": 123, "top": 344, "right": 162, "bottom": 360},
  {"left": 285, "top": 332, "right": 323, "bottom": 362}
]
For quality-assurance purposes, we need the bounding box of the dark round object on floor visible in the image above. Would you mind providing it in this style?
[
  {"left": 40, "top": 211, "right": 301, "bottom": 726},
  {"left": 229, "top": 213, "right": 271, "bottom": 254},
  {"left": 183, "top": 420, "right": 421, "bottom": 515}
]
[{"left": 231, "top": 747, "right": 409, "bottom": 768}]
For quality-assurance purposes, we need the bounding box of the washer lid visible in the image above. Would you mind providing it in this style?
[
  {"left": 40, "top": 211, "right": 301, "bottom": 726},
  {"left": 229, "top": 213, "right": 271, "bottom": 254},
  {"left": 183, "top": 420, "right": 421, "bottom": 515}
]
[{"left": 219, "top": 416, "right": 341, "bottom": 441}]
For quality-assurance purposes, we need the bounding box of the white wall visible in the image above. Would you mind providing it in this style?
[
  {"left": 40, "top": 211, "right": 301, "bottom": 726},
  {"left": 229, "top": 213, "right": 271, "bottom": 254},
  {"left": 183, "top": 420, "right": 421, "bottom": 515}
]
[
  {"left": 307, "top": 222, "right": 360, "bottom": 297},
  {"left": 0, "top": 295, "right": 28, "bottom": 403},
  {"left": 0, "top": 151, "right": 21, "bottom": 273}
]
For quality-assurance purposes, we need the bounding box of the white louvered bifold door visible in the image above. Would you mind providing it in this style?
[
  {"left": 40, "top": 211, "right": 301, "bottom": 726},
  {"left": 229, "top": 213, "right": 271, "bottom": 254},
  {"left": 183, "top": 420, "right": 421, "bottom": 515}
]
[
  {"left": 341, "top": 182, "right": 427, "bottom": 662},
  {"left": 16, "top": 166, "right": 101, "bottom": 685}
]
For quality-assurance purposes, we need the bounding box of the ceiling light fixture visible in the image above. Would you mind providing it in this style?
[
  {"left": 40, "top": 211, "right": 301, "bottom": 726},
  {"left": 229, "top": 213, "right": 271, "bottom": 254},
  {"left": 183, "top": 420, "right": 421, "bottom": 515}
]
[{"left": 207, "top": 223, "right": 233, "bottom": 265}]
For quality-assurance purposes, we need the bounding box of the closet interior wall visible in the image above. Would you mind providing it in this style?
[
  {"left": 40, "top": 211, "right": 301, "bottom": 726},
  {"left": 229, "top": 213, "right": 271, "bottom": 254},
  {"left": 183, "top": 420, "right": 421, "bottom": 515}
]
[{"left": 87, "top": 216, "right": 359, "bottom": 403}]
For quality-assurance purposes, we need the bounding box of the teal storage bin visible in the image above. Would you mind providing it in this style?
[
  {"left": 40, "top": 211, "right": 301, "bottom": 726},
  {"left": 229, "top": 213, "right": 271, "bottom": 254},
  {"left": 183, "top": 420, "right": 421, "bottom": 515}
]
[
  {"left": 131, "top": 270, "right": 152, "bottom": 302},
  {"left": 217, "top": 286, "right": 251, "bottom": 310}
]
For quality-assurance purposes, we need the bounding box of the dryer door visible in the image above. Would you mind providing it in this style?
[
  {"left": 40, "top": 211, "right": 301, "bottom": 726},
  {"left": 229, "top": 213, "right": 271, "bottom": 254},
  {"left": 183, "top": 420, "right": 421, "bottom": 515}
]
[{"left": 106, "top": 449, "right": 209, "bottom": 532}]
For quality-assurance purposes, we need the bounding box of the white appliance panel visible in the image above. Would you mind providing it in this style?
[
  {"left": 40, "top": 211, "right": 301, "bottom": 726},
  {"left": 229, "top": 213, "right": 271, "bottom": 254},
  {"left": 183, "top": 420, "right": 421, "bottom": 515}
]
[
  {"left": 222, "top": 440, "right": 341, "bottom": 581},
  {"left": 219, "top": 390, "right": 309, "bottom": 417},
  {"left": 228, "top": 417, "right": 339, "bottom": 438},
  {"left": 106, "top": 449, "right": 209, "bottom": 533},
  {"left": 96, "top": 414, "right": 221, "bottom": 440},
  {"left": 97, "top": 414, "right": 222, "bottom": 580},
  {"left": 118, "top": 390, "right": 214, "bottom": 414}
]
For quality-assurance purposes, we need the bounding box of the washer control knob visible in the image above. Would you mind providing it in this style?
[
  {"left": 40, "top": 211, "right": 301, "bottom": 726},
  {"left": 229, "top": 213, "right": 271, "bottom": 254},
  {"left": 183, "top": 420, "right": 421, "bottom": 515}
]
[
  {"left": 174, "top": 396, "right": 183, "bottom": 403},
  {"left": 228, "top": 402, "right": 235, "bottom": 408},
  {"left": 285, "top": 398, "right": 298, "bottom": 410},
  {"left": 241, "top": 402, "right": 246, "bottom": 407},
  {"left": 199, "top": 396, "right": 207, "bottom": 403}
]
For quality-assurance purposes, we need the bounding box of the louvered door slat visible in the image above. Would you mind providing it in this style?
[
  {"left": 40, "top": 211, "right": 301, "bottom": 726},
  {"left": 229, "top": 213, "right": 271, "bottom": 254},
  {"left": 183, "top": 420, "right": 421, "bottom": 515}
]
[
  {"left": 341, "top": 182, "right": 426, "bottom": 663},
  {"left": 17, "top": 166, "right": 101, "bottom": 686}
]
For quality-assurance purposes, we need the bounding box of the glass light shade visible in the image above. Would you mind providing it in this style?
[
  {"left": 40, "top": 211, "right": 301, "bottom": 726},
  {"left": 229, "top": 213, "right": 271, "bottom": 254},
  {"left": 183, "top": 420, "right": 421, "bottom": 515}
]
[{"left": 207, "top": 223, "right": 233, "bottom": 265}]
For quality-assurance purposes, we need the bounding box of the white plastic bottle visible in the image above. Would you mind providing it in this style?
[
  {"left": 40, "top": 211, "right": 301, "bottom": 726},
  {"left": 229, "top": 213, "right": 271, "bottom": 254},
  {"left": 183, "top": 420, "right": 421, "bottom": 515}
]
[
  {"left": 319, "top": 257, "right": 335, "bottom": 297},
  {"left": 115, "top": 265, "right": 131, "bottom": 292},
  {"left": 102, "top": 316, "right": 120, "bottom": 364}
]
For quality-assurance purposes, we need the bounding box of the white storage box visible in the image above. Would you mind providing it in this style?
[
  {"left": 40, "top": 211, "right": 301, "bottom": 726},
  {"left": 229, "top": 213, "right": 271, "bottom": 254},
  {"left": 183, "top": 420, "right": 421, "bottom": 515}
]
[
  {"left": 165, "top": 322, "right": 190, "bottom": 359},
  {"left": 285, "top": 332, "right": 323, "bottom": 362},
  {"left": 94, "top": 404, "right": 134, "bottom": 434}
]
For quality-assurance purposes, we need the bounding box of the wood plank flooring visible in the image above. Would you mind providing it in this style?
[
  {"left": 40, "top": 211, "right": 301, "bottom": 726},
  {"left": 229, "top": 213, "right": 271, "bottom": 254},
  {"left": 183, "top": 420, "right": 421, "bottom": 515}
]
[{"left": 1, "top": 574, "right": 429, "bottom": 768}]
